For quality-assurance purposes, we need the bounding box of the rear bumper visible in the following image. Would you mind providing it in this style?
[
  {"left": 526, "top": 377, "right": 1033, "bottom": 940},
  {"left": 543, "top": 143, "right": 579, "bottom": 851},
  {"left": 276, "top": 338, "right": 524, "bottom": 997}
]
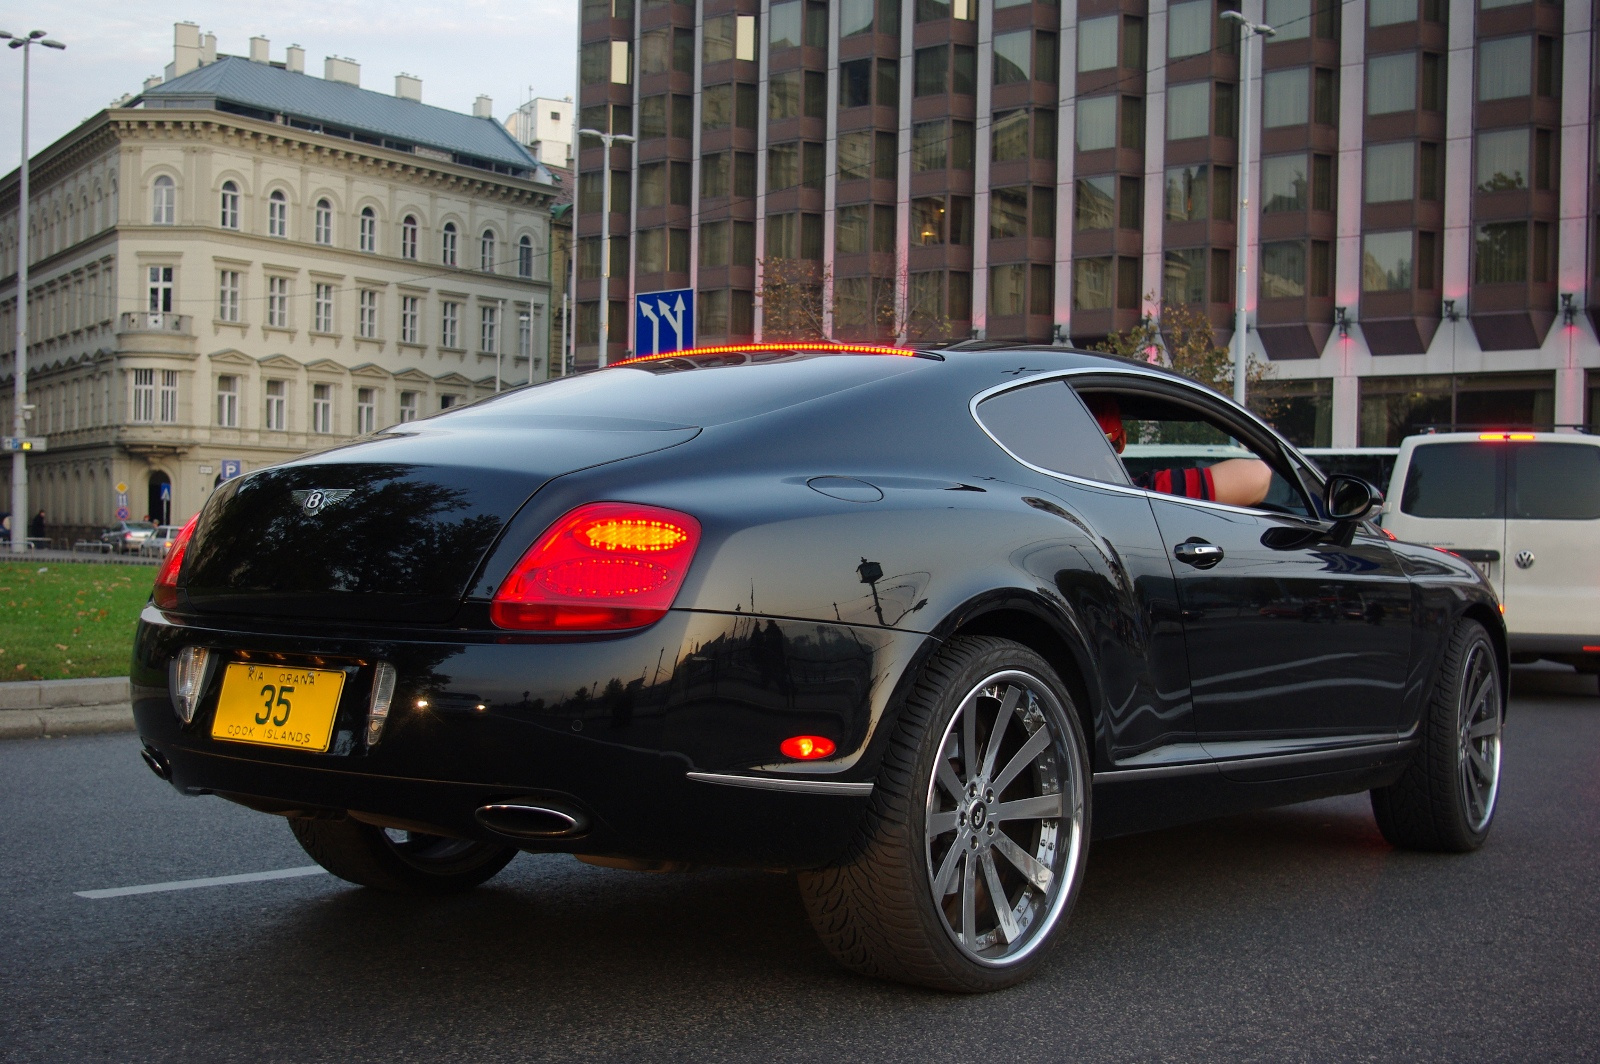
[{"left": 132, "top": 605, "right": 928, "bottom": 869}]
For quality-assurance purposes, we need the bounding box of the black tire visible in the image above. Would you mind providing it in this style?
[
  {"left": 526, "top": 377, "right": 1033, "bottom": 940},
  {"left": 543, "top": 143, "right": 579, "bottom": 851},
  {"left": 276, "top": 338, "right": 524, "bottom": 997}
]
[
  {"left": 799, "top": 636, "right": 1091, "bottom": 993},
  {"left": 289, "top": 817, "right": 517, "bottom": 894},
  {"left": 1371, "top": 619, "right": 1504, "bottom": 852}
]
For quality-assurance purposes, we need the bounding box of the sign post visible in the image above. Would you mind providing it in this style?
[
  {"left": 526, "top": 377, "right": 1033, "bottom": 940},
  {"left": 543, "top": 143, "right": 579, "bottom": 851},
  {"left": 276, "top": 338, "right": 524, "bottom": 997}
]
[{"left": 634, "top": 288, "right": 695, "bottom": 358}]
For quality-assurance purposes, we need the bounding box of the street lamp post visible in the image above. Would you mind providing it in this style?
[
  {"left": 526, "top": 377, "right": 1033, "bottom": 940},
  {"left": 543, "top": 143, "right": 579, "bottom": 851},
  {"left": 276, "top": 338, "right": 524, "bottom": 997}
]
[
  {"left": 577, "top": 128, "right": 634, "bottom": 367},
  {"left": 1220, "top": 11, "right": 1273, "bottom": 409},
  {"left": 1, "top": 29, "right": 66, "bottom": 553},
  {"left": 495, "top": 297, "right": 506, "bottom": 392}
]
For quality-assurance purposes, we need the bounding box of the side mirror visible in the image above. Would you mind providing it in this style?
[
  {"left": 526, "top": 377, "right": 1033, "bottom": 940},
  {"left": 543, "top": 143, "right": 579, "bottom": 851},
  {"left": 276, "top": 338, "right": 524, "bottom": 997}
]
[{"left": 1322, "top": 475, "right": 1384, "bottom": 546}]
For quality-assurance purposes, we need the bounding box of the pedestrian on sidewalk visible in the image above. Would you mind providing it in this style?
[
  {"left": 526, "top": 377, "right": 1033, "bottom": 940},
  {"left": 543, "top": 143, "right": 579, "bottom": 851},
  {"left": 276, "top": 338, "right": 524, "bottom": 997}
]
[{"left": 29, "top": 510, "right": 45, "bottom": 539}]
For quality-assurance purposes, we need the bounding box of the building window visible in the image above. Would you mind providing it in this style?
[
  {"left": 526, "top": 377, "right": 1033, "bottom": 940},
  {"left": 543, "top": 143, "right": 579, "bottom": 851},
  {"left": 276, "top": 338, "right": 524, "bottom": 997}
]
[
  {"left": 1370, "top": 0, "right": 1418, "bottom": 25},
  {"left": 1479, "top": 37, "right": 1530, "bottom": 101},
  {"left": 1474, "top": 221, "right": 1529, "bottom": 284},
  {"left": 147, "top": 266, "right": 173, "bottom": 316},
  {"left": 1367, "top": 53, "right": 1417, "bottom": 115},
  {"left": 359, "top": 207, "right": 377, "bottom": 253},
  {"left": 216, "top": 375, "right": 238, "bottom": 428},
  {"left": 518, "top": 235, "right": 534, "bottom": 278},
  {"left": 401, "top": 295, "right": 420, "bottom": 344},
  {"left": 218, "top": 270, "right": 240, "bottom": 322},
  {"left": 518, "top": 310, "right": 532, "bottom": 360},
  {"left": 131, "top": 368, "right": 155, "bottom": 424},
  {"left": 268, "top": 190, "right": 288, "bottom": 238},
  {"left": 1262, "top": 154, "right": 1309, "bottom": 212},
  {"left": 481, "top": 229, "right": 496, "bottom": 272},
  {"left": 442, "top": 222, "right": 458, "bottom": 266},
  {"left": 442, "top": 301, "right": 460, "bottom": 348},
  {"left": 401, "top": 215, "right": 418, "bottom": 259},
  {"left": 398, "top": 391, "right": 418, "bottom": 423},
  {"left": 1261, "top": 241, "right": 1308, "bottom": 299},
  {"left": 219, "top": 181, "right": 240, "bottom": 229},
  {"left": 1365, "top": 142, "right": 1415, "bottom": 202},
  {"left": 152, "top": 176, "right": 175, "bottom": 225},
  {"left": 359, "top": 290, "right": 378, "bottom": 339},
  {"left": 314, "top": 284, "right": 334, "bottom": 333},
  {"left": 1263, "top": 68, "right": 1310, "bottom": 127},
  {"left": 1476, "top": 128, "right": 1530, "bottom": 191},
  {"left": 1076, "top": 96, "right": 1117, "bottom": 152},
  {"left": 311, "top": 383, "right": 332, "bottom": 434},
  {"left": 1362, "top": 231, "right": 1414, "bottom": 291},
  {"left": 481, "top": 304, "right": 499, "bottom": 352},
  {"left": 439, "top": 394, "right": 460, "bottom": 411},
  {"left": 268, "top": 277, "right": 289, "bottom": 328},
  {"left": 264, "top": 379, "right": 287, "bottom": 431},
  {"left": 1167, "top": 82, "right": 1211, "bottom": 141},
  {"left": 1167, "top": 0, "right": 1212, "bottom": 58},
  {"left": 314, "top": 199, "right": 333, "bottom": 245},
  {"left": 356, "top": 387, "right": 376, "bottom": 435}
]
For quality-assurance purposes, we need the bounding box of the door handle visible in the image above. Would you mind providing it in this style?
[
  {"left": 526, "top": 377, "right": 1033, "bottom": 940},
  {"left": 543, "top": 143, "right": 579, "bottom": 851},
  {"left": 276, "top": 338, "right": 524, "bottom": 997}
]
[{"left": 1174, "top": 539, "right": 1224, "bottom": 569}]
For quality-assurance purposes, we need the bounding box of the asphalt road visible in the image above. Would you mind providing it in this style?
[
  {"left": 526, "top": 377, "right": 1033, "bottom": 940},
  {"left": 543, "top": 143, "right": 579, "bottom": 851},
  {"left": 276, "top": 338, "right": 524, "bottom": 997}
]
[{"left": 3, "top": 670, "right": 1596, "bottom": 1063}]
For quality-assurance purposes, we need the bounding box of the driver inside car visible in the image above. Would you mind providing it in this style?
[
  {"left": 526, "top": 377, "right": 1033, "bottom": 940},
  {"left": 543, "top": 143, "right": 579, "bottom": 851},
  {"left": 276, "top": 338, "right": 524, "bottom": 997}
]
[{"left": 1085, "top": 394, "right": 1273, "bottom": 508}]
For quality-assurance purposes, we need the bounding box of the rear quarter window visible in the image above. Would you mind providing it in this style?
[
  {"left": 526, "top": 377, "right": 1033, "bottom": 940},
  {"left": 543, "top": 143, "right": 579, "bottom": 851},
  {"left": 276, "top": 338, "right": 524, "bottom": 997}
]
[
  {"left": 976, "top": 379, "right": 1130, "bottom": 485},
  {"left": 1400, "top": 443, "right": 1503, "bottom": 518},
  {"left": 1511, "top": 444, "right": 1600, "bottom": 520}
]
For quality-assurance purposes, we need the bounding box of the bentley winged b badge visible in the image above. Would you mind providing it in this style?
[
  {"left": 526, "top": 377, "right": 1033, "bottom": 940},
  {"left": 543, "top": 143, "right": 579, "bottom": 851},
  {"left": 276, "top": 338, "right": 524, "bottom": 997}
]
[{"left": 291, "top": 488, "right": 355, "bottom": 516}]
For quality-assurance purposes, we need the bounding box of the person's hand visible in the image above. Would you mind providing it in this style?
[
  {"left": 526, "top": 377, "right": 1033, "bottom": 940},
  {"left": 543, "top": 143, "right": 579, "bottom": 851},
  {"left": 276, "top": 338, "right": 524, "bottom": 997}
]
[{"left": 1209, "top": 459, "right": 1272, "bottom": 507}]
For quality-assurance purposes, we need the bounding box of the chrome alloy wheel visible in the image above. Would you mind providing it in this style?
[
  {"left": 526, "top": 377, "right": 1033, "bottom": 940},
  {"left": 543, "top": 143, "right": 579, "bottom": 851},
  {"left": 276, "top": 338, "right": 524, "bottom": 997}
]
[
  {"left": 923, "top": 670, "right": 1085, "bottom": 967},
  {"left": 1457, "top": 641, "right": 1503, "bottom": 832}
]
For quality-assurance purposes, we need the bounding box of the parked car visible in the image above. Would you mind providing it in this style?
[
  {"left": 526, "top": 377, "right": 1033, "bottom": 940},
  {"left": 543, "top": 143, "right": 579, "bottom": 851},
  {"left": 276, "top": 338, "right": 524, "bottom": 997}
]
[
  {"left": 1383, "top": 430, "right": 1600, "bottom": 690},
  {"left": 139, "top": 525, "right": 185, "bottom": 558},
  {"left": 101, "top": 520, "right": 156, "bottom": 553},
  {"left": 132, "top": 344, "right": 1507, "bottom": 992}
]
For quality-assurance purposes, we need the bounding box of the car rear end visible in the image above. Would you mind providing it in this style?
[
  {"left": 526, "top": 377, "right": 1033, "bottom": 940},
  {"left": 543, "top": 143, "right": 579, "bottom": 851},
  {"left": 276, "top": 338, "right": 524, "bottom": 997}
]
[{"left": 1385, "top": 431, "right": 1600, "bottom": 676}]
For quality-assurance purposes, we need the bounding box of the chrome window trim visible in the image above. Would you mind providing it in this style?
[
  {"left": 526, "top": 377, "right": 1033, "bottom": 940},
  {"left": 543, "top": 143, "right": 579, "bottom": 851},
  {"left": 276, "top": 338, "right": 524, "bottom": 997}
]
[{"left": 969, "top": 365, "right": 1321, "bottom": 522}]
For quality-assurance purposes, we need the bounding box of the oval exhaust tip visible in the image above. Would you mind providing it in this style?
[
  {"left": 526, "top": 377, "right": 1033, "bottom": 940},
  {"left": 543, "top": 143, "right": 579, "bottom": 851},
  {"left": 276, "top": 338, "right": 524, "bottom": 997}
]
[
  {"left": 140, "top": 746, "right": 172, "bottom": 781},
  {"left": 475, "top": 802, "right": 589, "bottom": 839}
]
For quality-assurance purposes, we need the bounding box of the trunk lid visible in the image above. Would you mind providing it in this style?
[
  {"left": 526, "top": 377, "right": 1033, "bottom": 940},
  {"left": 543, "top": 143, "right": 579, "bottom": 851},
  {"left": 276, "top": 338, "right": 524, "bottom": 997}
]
[{"left": 180, "top": 416, "right": 699, "bottom": 623}]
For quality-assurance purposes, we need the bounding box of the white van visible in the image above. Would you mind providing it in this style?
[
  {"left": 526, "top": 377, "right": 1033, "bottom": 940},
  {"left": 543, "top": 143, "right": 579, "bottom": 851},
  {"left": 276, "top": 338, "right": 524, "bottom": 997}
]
[{"left": 1384, "top": 432, "right": 1600, "bottom": 688}]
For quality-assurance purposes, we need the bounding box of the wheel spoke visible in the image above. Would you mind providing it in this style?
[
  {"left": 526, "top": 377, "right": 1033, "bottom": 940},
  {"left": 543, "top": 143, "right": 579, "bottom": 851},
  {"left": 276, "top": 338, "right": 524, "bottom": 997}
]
[
  {"left": 960, "top": 847, "right": 978, "bottom": 950},
  {"left": 980, "top": 685, "right": 1021, "bottom": 780},
  {"left": 991, "top": 725, "right": 1052, "bottom": 796},
  {"left": 961, "top": 697, "right": 978, "bottom": 786},
  {"left": 994, "top": 791, "right": 1064, "bottom": 823},
  {"left": 931, "top": 839, "right": 964, "bottom": 898},
  {"left": 1466, "top": 741, "right": 1492, "bottom": 778},
  {"left": 927, "top": 809, "right": 959, "bottom": 838},
  {"left": 981, "top": 851, "right": 1020, "bottom": 945},
  {"left": 936, "top": 759, "right": 965, "bottom": 802},
  {"left": 1468, "top": 716, "right": 1499, "bottom": 740},
  {"left": 992, "top": 830, "right": 1053, "bottom": 893},
  {"left": 1463, "top": 769, "right": 1486, "bottom": 823}
]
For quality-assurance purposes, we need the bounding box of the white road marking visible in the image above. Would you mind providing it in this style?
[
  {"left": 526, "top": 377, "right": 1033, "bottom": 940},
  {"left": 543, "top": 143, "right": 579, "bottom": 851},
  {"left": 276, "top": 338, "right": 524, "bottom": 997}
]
[{"left": 75, "top": 866, "right": 328, "bottom": 899}]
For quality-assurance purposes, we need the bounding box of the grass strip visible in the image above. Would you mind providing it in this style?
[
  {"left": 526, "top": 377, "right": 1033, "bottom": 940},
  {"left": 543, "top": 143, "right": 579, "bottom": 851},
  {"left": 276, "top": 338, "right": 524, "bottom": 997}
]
[{"left": 0, "top": 562, "right": 153, "bottom": 680}]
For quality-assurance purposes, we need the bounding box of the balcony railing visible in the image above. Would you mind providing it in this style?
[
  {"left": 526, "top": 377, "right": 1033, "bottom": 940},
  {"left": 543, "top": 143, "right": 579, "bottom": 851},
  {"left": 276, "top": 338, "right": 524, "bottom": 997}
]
[{"left": 119, "top": 312, "right": 192, "bottom": 335}]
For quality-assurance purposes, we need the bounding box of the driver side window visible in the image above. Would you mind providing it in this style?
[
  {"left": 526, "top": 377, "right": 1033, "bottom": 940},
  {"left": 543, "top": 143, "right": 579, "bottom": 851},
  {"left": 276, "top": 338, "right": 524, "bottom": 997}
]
[{"left": 1071, "top": 385, "right": 1315, "bottom": 518}]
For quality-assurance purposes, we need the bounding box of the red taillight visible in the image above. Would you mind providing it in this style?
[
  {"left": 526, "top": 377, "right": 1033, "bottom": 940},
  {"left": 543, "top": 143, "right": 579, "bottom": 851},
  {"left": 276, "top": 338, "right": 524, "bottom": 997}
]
[
  {"left": 490, "top": 503, "right": 701, "bottom": 632},
  {"left": 780, "top": 735, "right": 836, "bottom": 760},
  {"left": 1478, "top": 432, "right": 1537, "bottom": 441},
  {"left": 151, "top": 515, "right": 200, "bottom": 610}
]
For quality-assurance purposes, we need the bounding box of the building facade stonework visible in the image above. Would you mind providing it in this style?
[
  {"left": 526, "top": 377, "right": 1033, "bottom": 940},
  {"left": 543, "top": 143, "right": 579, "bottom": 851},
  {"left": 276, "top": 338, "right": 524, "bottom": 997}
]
[{"left": 1, "top": 39, "right": 560, "bottom": 542}]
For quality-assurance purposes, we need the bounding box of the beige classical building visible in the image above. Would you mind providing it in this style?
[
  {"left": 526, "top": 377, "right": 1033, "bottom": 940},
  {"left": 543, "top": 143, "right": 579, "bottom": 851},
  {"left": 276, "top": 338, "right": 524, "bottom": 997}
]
[{"left": 0, "top": 24, "right": 561, "bottom": 541}]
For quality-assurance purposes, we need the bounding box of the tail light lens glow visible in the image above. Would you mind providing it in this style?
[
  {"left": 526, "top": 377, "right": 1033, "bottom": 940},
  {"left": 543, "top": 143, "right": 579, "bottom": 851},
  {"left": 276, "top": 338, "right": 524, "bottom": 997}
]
[
  {"left": 781, "top": 735, "right": 837, "bottom": 760},
  {"left": 1478, "top": 432, "right": 1537, "bottom": 441},
  {"left": 152, "top": 515, "right": 200, "bottom": 610},
  {"left": 491, "top": 503, "right": 701, "bottom": 632}
]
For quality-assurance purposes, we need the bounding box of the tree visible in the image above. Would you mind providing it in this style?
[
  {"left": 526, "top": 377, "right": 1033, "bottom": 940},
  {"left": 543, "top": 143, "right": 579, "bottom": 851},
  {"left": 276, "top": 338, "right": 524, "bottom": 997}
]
[
  {"left": 757, "top": 260, "right": 955, "bottom": 344},
  {"left": 1094, "top": 299, "right": 1277, "bottom": 419},
  {"left": 756, "top": 258, "right": 827, "bottom": 341}
]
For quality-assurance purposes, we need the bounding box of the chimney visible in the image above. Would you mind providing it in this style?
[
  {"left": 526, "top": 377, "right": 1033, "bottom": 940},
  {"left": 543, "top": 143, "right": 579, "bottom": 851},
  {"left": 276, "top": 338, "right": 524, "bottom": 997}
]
[
  {"left": 285, "top": 45, "right": 304, "bottom": 74},
  {"left": 473, "top": 94, "right": 493, "bottom": 119},
  {"left": 144, "top": 75, "right": 164, "bottom": 91},
  {"left": 325, "top": 56, "right": 360, "bottom": 86},
  {"left": 395, "top": 73, "right": 422, "bottom": 102},
  {"left": 201, "top": 32, "right": 217, "bottom": 66},
  {"left": 249, "top": 36, "right": 270, "bottom": 63},
  {"left": 171, "top": 22, "right": 201, "bottom": 78}
]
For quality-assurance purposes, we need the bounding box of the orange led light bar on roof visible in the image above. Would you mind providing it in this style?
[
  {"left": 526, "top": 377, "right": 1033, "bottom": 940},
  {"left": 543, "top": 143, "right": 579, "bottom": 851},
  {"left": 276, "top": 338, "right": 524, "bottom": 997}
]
[
  {"left": 1478, "top": 432, "right": 1537, "bottom": 441},
  {"left": 608, "top": 342, "right": 916, "bottom": 367}
]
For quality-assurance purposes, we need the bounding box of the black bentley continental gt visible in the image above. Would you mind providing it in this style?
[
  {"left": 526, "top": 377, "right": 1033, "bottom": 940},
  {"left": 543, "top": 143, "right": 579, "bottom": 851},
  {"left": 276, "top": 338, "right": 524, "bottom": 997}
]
[{"left": 133, "top": 344, "right": 1506, "bottom": 992}]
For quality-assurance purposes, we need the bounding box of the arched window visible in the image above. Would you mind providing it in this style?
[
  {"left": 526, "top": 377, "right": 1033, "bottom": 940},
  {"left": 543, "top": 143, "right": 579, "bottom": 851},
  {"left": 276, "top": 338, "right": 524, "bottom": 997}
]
[
  {"left": 268, "top": 190, "right": 288, "bottom": 238},
  {"left": 401, "top": 214, "right": 418, "bottom": 259},
  {"left": 219, "top": 181, "right": 240, "bottom": 229},
  {"left": 152, "top": 176, "right": 175, "bottom": 225},
  {"left": 480, "top": 229, "right": 497, "bottom": 271},
  {"left": 518, "top": 235, "right": 534, "bottom": 278},
  {"left": 314, "top": 198, "right": 333, "bottom": 245},
  {"left": 359, "top": 206, "right": 377, "bottom": 253},
  {"left": 442, "top": 222, "right": 458, "bottom": 266}
]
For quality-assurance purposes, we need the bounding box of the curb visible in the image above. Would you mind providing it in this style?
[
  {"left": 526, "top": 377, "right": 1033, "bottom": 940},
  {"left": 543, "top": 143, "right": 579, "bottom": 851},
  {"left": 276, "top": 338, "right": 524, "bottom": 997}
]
[
  {"left": 0, "top": 676, "right": 131, "bottom": 710},
  {"left": 0, "top": 703, "right": 135, "bottom": 740}
]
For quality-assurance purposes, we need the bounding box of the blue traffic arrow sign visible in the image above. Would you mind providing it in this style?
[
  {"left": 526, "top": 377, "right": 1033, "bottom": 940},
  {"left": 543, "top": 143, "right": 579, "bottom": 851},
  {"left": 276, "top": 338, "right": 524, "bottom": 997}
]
[{"left": 634, "top": 288, "right": 695, "bottom": 357}]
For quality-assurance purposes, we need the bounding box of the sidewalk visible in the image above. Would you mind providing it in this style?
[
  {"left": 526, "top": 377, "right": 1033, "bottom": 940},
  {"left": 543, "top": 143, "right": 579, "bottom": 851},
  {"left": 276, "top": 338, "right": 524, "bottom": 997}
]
[
  {"left": 0, "top": 548, "right": 159, "bottom": 567},
  {"left": 0, "top": 676, "right": 134, "bottom": 740}
]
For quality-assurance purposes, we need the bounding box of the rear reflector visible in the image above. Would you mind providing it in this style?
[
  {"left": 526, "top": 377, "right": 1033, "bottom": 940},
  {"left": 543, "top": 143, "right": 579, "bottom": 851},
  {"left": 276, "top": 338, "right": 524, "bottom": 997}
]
[
  {"left": 1583, "top": 646, "right": 1600, "bottom": 653},
  {"left": 152, "top": 515, "right": 200, "bottom": 610},
  {"left": 780, "top": 735, "right": 837, "bottom": 760},
  {"left": 491, "top": 503, "right": 701, "bottom": 632}
]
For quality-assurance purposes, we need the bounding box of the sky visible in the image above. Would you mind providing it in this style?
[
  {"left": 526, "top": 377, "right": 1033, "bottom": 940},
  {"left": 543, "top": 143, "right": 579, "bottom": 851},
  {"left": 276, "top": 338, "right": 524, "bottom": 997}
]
[{"left": 0, "top": 0, "right": 579, "bottom": 174}]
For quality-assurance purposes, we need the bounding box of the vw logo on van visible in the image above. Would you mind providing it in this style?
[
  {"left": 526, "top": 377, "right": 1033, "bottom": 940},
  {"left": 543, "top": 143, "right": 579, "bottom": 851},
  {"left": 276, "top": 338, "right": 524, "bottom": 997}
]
[{"left": 1514, "top": 551, "right": 1535, "bottom": 569}]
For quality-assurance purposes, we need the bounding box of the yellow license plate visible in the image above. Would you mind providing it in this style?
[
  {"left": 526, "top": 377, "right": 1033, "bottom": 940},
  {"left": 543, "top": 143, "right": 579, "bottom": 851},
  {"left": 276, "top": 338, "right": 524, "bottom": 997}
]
[{"left": 211, "top": 662, "right": 346, "bottom": 753}]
